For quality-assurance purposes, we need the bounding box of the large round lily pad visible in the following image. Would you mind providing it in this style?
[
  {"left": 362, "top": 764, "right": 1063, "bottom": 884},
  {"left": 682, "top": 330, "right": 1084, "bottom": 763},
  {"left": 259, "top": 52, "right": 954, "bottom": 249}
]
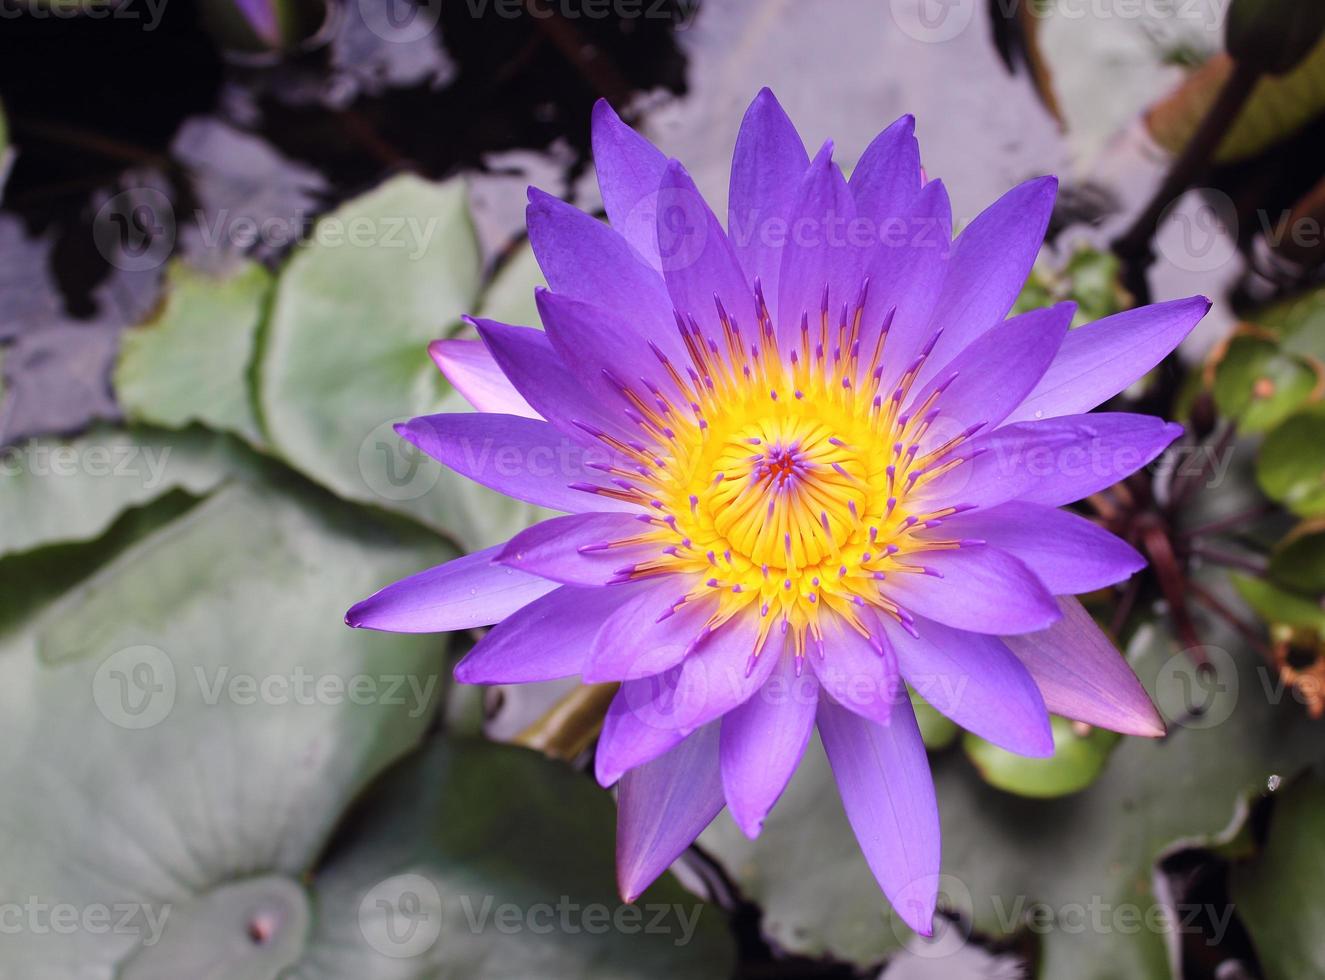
[{"left": 259, "top": 174, "right": 543, "bottom": 551}]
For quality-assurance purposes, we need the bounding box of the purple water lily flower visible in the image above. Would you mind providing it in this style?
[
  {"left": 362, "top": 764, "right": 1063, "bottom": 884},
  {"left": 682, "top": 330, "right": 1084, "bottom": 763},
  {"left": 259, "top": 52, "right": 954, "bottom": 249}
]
[{"left": 348, "top": 89, "right": 1209, "bottom": 934}]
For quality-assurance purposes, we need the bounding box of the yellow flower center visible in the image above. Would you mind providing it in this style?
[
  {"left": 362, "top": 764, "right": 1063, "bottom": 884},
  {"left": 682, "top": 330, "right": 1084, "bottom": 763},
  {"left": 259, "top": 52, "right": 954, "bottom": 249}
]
[{"left": 588, "top": 285, "right": 978, "bottom": 659}]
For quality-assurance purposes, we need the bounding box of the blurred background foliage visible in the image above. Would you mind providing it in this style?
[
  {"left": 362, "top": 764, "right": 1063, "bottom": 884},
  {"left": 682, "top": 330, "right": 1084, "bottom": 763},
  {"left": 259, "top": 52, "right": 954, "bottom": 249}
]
[{"left": 0, "top": 0, "right": 1323, "bottom": 977}]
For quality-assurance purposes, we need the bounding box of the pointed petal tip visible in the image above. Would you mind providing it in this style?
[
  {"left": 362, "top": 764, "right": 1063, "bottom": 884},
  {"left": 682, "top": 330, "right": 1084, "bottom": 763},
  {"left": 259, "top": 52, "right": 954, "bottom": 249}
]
[
  {"left": 1140, "top": 717, "right": 1168, "bottom": 738},
  {"left": 594, "top": 755, "right": 621, "bottom": 789},
  {"left": 907, "top": 915, "right": 936, "bottom": 939},
  {"left": 894, "top": 887, "right": 938, "bottom": 937},
  {"left": 616, "top": 864, "right": 655, "bottom": 906},
  {"left": 735, "top": 814, "right": 764, "bottom": 840},
  {"left": 526, "top": 184, "right": 556, "bottom": 206},
  {"left": 343, "top": 599, "right": 379, "bottom": 632}
]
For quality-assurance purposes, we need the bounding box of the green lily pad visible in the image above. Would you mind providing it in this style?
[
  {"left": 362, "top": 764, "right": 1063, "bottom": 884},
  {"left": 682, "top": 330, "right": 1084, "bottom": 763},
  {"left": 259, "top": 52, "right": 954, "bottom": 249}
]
[
  {"left": 259, "top": 174, "right": 544, "bottom": 551},
  {"left": 0, "top": 489, "right": 200, "bottom": 638},
  {"left": 1230, "top": 774, "right": 1325, "bottom": 980},
  {"left": 699, "top": 601, "right": 1324, "bottom": 976},
  {"left": 0, "top": 425, "right": 242, "bottom": 560},
  {"left": 1256, "top": 286, "right": 1325, "bottom": 360},
  {"left": 115, "top": 260, "right": 270, "bottom": 447},
  {"left": 1269, "top": 523, "right": 1325, "bottom": 594},
  {"left": 912, "top": 691, "right": 959, "bottom": 751},
  {"left": 0, "top": 473, "right": 454, "bottom": 974},
  {"left": 291, "top": 736, "right": 735, "bottom": 978},
  {"left": 963, "top": 717, "right": 1119, "bottom": 799},
  {"left": 1232, "top": 573, "right": 1325, "bottom": 634},
  {"left": 1213, "top": 335, "right": 1317, "bottom": 433},
  {"left": 1258, "top": 404, "right": 1325, "bottom": 517}
]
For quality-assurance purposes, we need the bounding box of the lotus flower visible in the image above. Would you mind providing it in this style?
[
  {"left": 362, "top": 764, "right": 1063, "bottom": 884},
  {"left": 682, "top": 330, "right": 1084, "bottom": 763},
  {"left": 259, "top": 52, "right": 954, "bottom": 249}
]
[{"left": 347, "top": 89, "right": 1209, "bottom": 934}]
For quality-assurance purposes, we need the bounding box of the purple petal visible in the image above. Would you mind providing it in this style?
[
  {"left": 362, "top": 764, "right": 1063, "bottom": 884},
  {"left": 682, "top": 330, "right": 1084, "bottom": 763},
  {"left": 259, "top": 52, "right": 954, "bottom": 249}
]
[
  {"left": 907, "top": 301, "right": 1072, "bottom": 445},
  {"left": 396, "top": 412, "right": 638, "bottom": 514},
  {"left": 455, "top": 583, "right": 639, "bottom": 683},
  {"left": 617, "top": 723, "right": 725, "bottom": 902},
  {"left": 817, "top": 696, "right": 940, "bottom": 937},
  {"left": 927, "top": 501, "right": 1145, "bottom": 594},
  {"left": 720, "top": 649, "right": 817, "bottom": 838},
  {"left": 233, "top": 0, "right": 281, "bottom": 46},
  {"left": 727, "top": 88, "right": 809, "bottom": 322},
  {"left": 526, "top": 188, "right": 674, "bottom": 337},
  {"left": 1004, "top": 596, "right": 1165, "bottom": 737},
  {"left": 596, "top": 672, "right": 686, "bottom": 786},
  {"left": 346, "top": 545, "right": 557, "bottom": 634},
  {"left": 886, "top": 616, "right": 1054, "bottom": 756},
  {"left": 918, "top": 176, "right": 1057, "bottom": 384},
  {"left": 809, "top": 608, "right": 900, "bottom": 727},
  {"left": 470, "top": 318, "right": 627, "bottom": 440},
  {"left": 672, "top": 610, "right": 780, "bottom": 732},
  {"left": 866, "top": 178, "right": 953, "bottom": 393},
  {"left": 657, "top": 160, "right": 753, "bottom": 335},
  {"left": 918, "top": 413, "right": 1184, "bottom": 511},
  {"left": 428, "top": 339, "right": 538, "bottom": 419},
  {"left": 535, "top": 288, "right": 684, "bottom": 411},
  {"left": 848, "top": 114, "right": 921, "bottom": 224},
  {"left": 591, "top": 99, "right": 669, "bottom": 266},
  {"left": 497, "top": 511, "right": 650, "bottom": 586},
  {"left": 1008, "top": 295, "right": 1211, "bottom": 423},
  {"left": 885, "top": 546, "right": 1061, "bottom": 635},
  {"left": 584, "top": 578, "right": 710, "bottom": 683},
  {"left": 775, "top": 142, "right": 865, "bottom": 349}
]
